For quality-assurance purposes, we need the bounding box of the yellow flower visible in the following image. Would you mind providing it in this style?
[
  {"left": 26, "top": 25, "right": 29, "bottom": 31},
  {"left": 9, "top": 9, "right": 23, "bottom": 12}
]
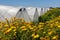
[
  {"left": 14, "top": 32, "right": 17, "bottom": 36},
  {"left": 32, "top": 33, "right": 35, "bottom": 37},
  {"left": 0, "top": 36, "right": 2, "bottom": 39},
  {"left": 45, "top": 36, "right": 50, "bottom": 40},
  {"left": 40, "top": 37, "right": 43, "bottom": 39},
  {"left": 40, "top": 37, "right": 47, "bottom": 40},
  {"left": 39, "top": 22, "right": 44, "bottom": 25},
  {"left": 13, "top": 29, "right": 16, "bottom": 32},
  {"left": 57, "top": 25, "right": 60, "bottom": 28},
  {"left": 32, "top": 33, "right": 39, "bottom": 39},
  {"left": 48, "top": 31, "right": 53, "bottom": 35},
  {"left": 43, "top": 32, "right": 46, "bottom": 34},
  {"left": 11, "top": 26, "right": 16, "bottom": 29},
  {"left": 20, "top": 26, "right": 27, "bottom": 31},
  {"left": 38, "top": 25, "right": 43, "bottom": 28},
  {"left": 50, "top": 24, "right": 53, "bottom": 27},
  {"left": 4, "top": 27, "right": 13, "bottom": 34},
  {"left": 52, "top": 36, "right": 58, "bottom": 39},
  {"left": 29, "top": 26, "right": 33, "bottom": 30},
  {"left": 22, "top": 28, "right": 27, "bottom": 31},
  {"left": 40, "top": 28, "right": 43, "bottom": 30},
  {"left": 33, "top": 34, "right": 39, "bottom": 39},
  {"left": 0, "top": 25, "right": 2, "bottom": 28},
  {"left": 30, "top": 27, "right": 33, "bottom": 30},
  {"left": 20, "top": 26, "right": 26, "bottom": 29},
  {"left": 4, "top": 24, "right": 9, "bottom": 27},
  {"left": 55, "top": 21, "right": 59, "bottom": 23}
]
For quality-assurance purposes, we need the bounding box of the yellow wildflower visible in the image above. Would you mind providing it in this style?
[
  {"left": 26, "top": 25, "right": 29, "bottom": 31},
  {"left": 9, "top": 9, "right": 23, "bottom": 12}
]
[
  {"left": 38, "top": 25, "right": 43, "bottom": 28},
  {"left": 40, "top": 37, "right": 47, "bottom": 40},
  {"left": 14, "top": 32, "right": 17, "bottom": 36},
  {"left": 29, "top": 26, "right": 33, "bottom": 30},
  {"left": 32, "top": 33, "right": 39, "bottom": 39},
  {"left": 50, "top": 24, "right": 53, "bottom": 27},
  {"left": 4, "top": 27, "right": 13, "bottom": 34},
  {"left": 39, "top": 22, "right": 44, "bottom": 25},
  {"left": 33, "top": 34, "right": 39, "bottom": 39},
  {"left": 20, "top": 26, "right": 27, "bottom": 31},
  {"left": 4, "top": 24, "right": 9, "bottom": 27},
  {"left": 57, "top": 25, "right": 60, "bottom": 28},
  {"left": 32, "top": 33, "right": 35, "bottom": 37},
  {"left": 55, "top": 21, "right": 59, "bottom": 23},
  {"left": 20, "top": 26, "right": 26, "bottom": 29},
  {"left": 13, "top": 29, "right": 16, "bottom": 32},
  {"left": 40, "top": 28, "right": 43, "bottom": 30},
  {"left": 11, "top": 26, "right": 16, "bottom": 29},
  {"left": 52, "top": 36, "right": 58, "bottom": 39},
  {"left": 22, "top": 28, "right": 27, "bottom": 31},
  {"left": 43, "top": 32, "right": 46, "bottom": 34},
  {"left": 48, "top": 31, "right": 53, "bottom": 35},
  {"left": 0, "top": 36, "right": 2, "bottom": 39},
  {"left": 40, "top": 37, "right": 43, "bottom": 39}
]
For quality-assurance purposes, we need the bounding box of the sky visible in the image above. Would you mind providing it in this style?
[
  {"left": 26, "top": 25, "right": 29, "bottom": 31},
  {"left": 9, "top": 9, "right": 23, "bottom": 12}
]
[{"left": 0, "top": 0, "right": 60, "bottom": 7}]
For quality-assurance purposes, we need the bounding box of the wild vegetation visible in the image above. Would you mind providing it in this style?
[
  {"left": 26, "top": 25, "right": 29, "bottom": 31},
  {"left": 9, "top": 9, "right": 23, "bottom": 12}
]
[
  {"left": 38, "top": 8, "right": 60, "bottom": 22},
  {"left": 0, "top": 8, "right": 60, "bottom": 40}
]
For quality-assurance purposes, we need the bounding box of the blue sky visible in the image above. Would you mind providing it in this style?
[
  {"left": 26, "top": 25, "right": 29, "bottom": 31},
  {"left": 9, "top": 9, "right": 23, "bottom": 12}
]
[{"left": 0, "top": 0, "right": 60, "bottom": 7}]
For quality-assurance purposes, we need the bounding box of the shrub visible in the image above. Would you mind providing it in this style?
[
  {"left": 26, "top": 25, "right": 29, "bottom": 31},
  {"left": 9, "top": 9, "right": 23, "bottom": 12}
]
[{"left": 38, "top": 8, "right": 60, "bottom": 22}]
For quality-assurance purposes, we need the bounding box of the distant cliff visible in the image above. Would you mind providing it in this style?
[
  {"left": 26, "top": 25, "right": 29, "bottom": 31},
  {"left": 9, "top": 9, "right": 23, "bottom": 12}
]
[{"left": 0, "top": 5, "right": 50, "bottom": 22}]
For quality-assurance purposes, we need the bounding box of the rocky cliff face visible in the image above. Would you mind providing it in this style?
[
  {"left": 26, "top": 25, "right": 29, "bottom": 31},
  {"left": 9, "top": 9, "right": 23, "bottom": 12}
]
[{"left": 0, "top": 5, "right": 49, "bottom": 22}]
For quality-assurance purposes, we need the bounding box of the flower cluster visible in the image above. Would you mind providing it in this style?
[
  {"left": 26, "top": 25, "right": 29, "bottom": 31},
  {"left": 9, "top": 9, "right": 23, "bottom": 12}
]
[{"left": 0, "top": 16, "right": 60, "bottom": 40}]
